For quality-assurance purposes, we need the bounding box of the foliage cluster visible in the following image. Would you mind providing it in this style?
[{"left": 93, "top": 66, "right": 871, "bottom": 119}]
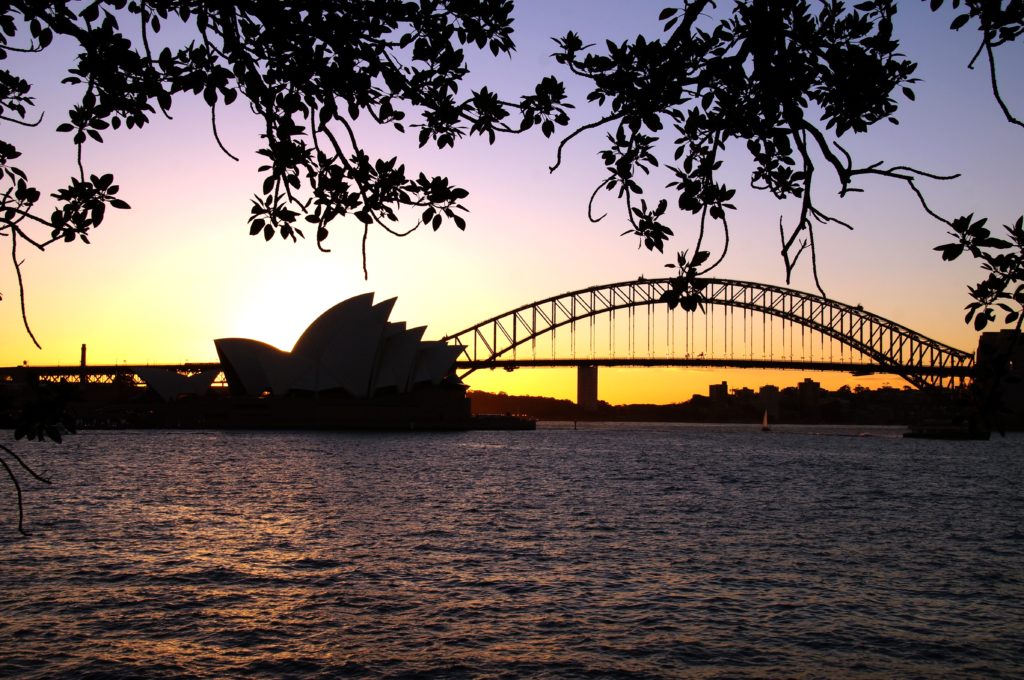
[
  {"left": 0, "top": 0, "right": 573, "bottom": 314},
  {"left": 937, "top": 215, "right": 1024, "bottom": 332},
  {"left": 543, "top": 0, "right": 1022, "bottom": 322}
]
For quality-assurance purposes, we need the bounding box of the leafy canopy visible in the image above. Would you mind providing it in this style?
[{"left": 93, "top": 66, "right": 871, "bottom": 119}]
[
  {"left": 0, "top": 0, "right": 573, "bottom": 345},
  {"left": 1, "top": 0, "right": 1022, "bottom": 339},
  {"left": 543, "top": 0, "right": 1022, "bottom": 327}
]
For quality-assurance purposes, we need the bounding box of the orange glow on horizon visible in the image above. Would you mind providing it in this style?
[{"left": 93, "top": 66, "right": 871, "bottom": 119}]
[{"left": 465, "top": 366, "right": 911, "bottom": 406}]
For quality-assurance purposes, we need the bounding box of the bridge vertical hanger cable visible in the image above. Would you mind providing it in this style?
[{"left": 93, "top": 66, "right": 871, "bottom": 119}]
[
  {"left": 551, "top": 300, "right": 556, "bottom": 361},
  {"left": 590, "top": 303, "right": 594, "bottom": 359},
  {"left": 570, "top": 296, "right": 575, "bottom": 360},
  {"left": 649, "top": 301, "right": 654, "bottom": 358},
  {"left": 782, "top": 307, "right": 786, "bottom": 360},
  {"left": 668, "top": 304, "right": 672, "bottom": 358},
  {"left": 723, "top": 302, "right": 728, "bottom": 358},
  {"left": 788, "top": 318, "right": 793, "bottom": 361},
  {"left": 532, "top": 306, "right": 537, "bottom": 360},
  {"left": 842, "top": 309, "right": 847, "bottom": 363},
  {"left": 629, "top": 304, "right": 634, "bottom": 359},
  {"left": 729, "top": 303, "right": 734, "bottom": 359}
]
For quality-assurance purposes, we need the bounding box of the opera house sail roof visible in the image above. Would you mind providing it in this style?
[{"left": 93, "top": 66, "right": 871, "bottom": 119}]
[{"left": 214, "top": 294, "right": 464, "bottom": 399}]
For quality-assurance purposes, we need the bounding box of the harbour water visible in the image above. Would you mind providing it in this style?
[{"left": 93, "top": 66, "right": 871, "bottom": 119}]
[{"left": 1, "top": 424, "right": 1022, "bottom": 678}]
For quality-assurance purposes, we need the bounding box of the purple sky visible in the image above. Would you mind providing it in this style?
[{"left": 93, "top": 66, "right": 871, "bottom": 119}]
[{"left": 1, "top": 1, "right": 1021, "bottom": 402}]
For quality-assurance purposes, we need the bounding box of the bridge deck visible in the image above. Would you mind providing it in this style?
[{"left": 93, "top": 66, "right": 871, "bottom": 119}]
[
  {"left": 0, "top": 357, "right": 972, "bottom": 385},
  {"left": 456, "top": 358, "right": 973, "bottom": 376}
]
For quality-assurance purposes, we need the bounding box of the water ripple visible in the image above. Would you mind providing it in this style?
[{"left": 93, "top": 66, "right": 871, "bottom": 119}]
[{"left": 1, "top": 425, "right": 1021, "bottom": 678}]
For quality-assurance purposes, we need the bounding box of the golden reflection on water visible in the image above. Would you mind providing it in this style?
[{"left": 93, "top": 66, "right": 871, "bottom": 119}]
[{"left": 1, "top": 428, "right": 1021, "bottom": 677}]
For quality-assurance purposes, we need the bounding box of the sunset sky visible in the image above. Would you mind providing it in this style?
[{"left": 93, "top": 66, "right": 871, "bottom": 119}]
[{"left": 1, "top": 1, "right": 1022, "bottom": 404}]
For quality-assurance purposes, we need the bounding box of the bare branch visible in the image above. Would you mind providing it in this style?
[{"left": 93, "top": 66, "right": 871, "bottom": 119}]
[
  {"left": 808, "top": 206, "right": 854, "bottom": 231},
  {"left": 0, "top": 112, "right": 44, "bottom": 127},
  {"left": 586, "top": 181, "right": 608, "bottom": 223},
  {"left": 967, "top": 38, "right": 985, "bottom": 70},
  {"left": 2, "top": 43, "right": 45, "bottom": 54},
  {"left": 806, "top": 217, "right": 826, "bottom": 298},
  {"left": 701, "top": 210, "right": 730, "bottom": 274},
  {"left": 984, "top": 38, "right": 1024, "bottom": 129},
  {"left": 361, "top": 224, "right": 369, "bottom": 280},
  {"left": 10, "top": 228, "right": 41, "bottom": 349},
  {"left": 0, "top": 445, "right": 51, "bottom": 485},
  {"left": 139, "top": 0, "right": 154, "bottom": 62},
  {"left": 210, "top": 101, "right": 240, "bottom": 162},
  {"left": 693, "top": 203, "right": 709, "bottom": 258},
  {"left": 883, "top": 166, "right": 960, "bottom": 181},
  {"left": 801, "top": 123, "right": 850, "bottom": 186},
  {"left": 851, "top": 164, "right": 959, "bottom": 226},
  {"left": 549, "top": 114, "right": 621, "bottom": 173},
  {"left": 0, "top": 456, "right": 27, "bottom": 536}
]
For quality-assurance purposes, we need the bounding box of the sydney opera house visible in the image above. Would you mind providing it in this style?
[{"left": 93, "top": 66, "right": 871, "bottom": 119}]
[
  {"left": 197, "top": 293, "right": 471, "bottom": 428},
  {"left": 123, "top": 293, "right": 473, "bottom": 429},
  {"left": 214, "top": 293, "right": 463, "bottom": 400}
]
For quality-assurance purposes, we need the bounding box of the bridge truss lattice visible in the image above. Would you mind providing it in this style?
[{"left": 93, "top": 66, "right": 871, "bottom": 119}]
[{"left": 444, "top": 278, "right": 974, "bottom": 390}]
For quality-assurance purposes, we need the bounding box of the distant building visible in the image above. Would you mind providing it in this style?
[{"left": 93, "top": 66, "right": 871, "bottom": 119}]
[
  {"left": 733, "top": 387, "right": 755, "bottom": 401},
  {"left": 757, "top": 385, "right": 780, "bottom": 418},
  {"left": 709, "top": 381, "right": 729, "bottom": 402},
  {"left": 798, "top": 378, "right": 821, "bottom": 406}
]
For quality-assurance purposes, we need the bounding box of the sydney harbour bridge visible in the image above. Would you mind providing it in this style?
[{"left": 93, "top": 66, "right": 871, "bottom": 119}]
[
  {"left": 441, "top": 278, "right": 975, "bottom": 402},
  {"left": 3, "top": 278, "right": 976, "bottom": 403}
]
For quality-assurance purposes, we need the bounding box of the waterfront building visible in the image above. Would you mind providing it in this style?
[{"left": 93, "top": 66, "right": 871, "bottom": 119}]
[{"left": 214, "top": 293, "right": 464, "bottom": 399}]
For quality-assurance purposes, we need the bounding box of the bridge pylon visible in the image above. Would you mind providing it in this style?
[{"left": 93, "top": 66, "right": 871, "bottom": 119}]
[{"left": 577, "top": 365, "right": 598, "bottom": 410}]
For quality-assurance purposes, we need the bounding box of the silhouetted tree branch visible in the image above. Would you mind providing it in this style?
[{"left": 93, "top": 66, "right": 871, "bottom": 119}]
[
  {"left": 0, "top": 0, "right": 575, "bottom": 325},
  {"left": 544, "top": 0, "right": 1022, "bottom": 317},
  {"left": 0, "top": 443, "right": 52, "bottom": 536},
  {"left": 1, "top": 380, "right": 70, "bottom": 536}
]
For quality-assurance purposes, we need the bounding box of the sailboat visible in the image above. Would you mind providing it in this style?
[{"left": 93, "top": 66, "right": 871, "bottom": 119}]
[{"left": 761, "top": 410, "right": 771, "bottom": 432}]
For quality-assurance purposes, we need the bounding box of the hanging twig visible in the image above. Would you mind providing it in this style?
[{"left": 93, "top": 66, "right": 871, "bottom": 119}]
[
  {"left": 0, "top": 445, "right": 52, "bottom": 485},
  {"left": 210, "top": 102, "right": 240, "bottom": 161},
  {"left": 0, "top": 456, "right": 27, "bottom": 536},
  {"left": 10, "top": 228, "right": 41, "bottom": 349}
]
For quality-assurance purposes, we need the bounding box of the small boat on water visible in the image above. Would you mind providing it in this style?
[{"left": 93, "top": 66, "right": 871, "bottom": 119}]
[{"left": 761, "top": 410, "right": 771, "bottom": 432}]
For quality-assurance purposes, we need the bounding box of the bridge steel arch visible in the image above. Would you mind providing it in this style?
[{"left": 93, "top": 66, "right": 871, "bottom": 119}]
[{"left": 443, "top": 278, "right": 975, "bottom": 390}]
